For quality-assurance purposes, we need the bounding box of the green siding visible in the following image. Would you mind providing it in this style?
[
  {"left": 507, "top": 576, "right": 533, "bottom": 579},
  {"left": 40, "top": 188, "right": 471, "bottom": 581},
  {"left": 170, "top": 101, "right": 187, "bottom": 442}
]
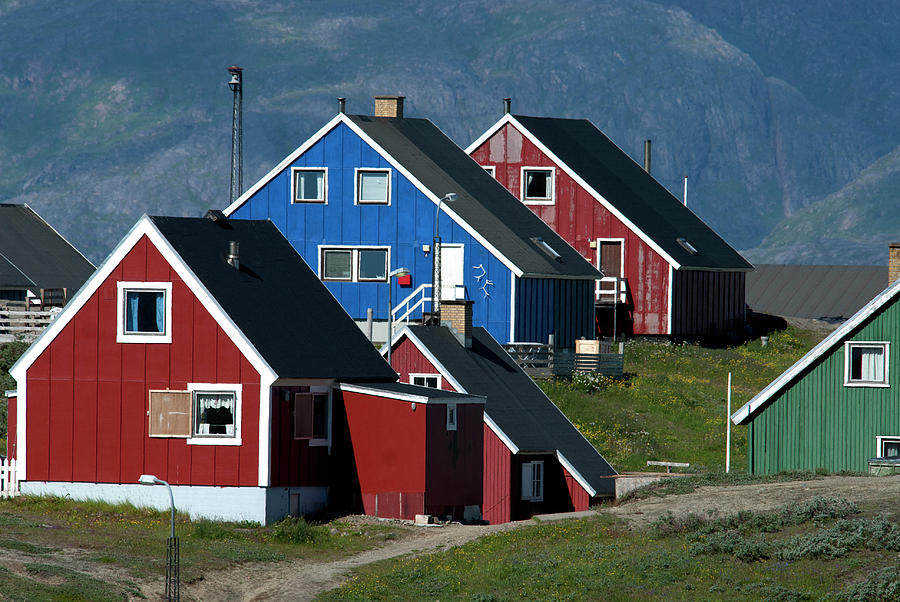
[{"left": 748, "top": 298, "right": 900, "bottom": 474}]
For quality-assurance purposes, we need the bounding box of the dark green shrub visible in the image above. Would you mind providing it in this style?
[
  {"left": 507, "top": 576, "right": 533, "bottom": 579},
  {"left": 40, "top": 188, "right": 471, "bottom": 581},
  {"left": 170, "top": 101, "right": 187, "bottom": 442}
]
[
  {"left": 838, "top": 566, "right": 900, "bottom": 601},
  {"left": 192, "top": 520, "right": 234, "bottom": 540},
  {"left": 268, "top": 516, "right": 325, "bottom": 544}
]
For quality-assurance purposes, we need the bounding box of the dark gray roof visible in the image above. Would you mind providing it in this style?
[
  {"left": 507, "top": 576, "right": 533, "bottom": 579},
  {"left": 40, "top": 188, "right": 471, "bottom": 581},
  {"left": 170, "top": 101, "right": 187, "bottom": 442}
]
[
  {"left": 150, "top": 216, "right": 396, "bottom": 381},
  {"left": 348, "top": 115, "right": 601, "bottom": 280},
  {"left": 337, "top": 381, "right": 482, "bottom": 402},
  {"left": 747, "top": 264, "right": 888, "bottom": 321},
  {"left": 0, "top": 204, "right": 94, "bottom": 291},
  {"left": 404, "top": 324, "right": 617, "bottom": 496},
  {"left": 511, "top": 116, "right": 753, "bottom": 271}
]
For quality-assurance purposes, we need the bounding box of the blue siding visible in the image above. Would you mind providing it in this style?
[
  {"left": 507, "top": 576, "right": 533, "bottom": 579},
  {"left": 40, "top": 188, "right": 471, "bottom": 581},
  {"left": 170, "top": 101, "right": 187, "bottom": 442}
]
[
  {"left": 230, "top": 122, "right": 514, "bottom": 344},
  {"left": 514, "top": 278, "right": 594, "bottom": 348}
]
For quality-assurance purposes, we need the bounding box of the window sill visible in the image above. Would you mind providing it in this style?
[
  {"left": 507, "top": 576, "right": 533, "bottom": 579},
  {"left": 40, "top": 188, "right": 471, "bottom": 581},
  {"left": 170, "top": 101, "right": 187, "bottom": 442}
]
[
  {"left": 187, "top": 437, "right": 242, "bottom": 446},
  {"left": 523, "top": 199, "right": 555, "bottom": 206},
  {"left": 117, "top": 333, "right": 171, "bottom": 344},
  {"left": 843, "top": 381, "right": 890, "bottom": 388}
]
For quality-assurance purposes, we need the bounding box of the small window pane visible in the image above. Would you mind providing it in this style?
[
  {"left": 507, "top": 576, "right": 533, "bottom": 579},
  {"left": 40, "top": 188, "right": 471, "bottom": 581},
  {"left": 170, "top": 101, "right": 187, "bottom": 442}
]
[
  {"left": 850, "top": 345, "right": 885, "bottom": 382},
  {"left": 358, "top": 249, "right": 387, "bottom": 280},
  {"left": 524, "top": 170, "right": 551, "bottom": 199},
  {"left": 294, "top": 170, "right": 325, "bottom": 202},
  {"left": 125, "top": 290, "right": 165, "bottom": 334},
  {"left": 358, "top": 171, "right": 389, "bottom": 203},
  {"left": 313, "top": 394, "right": 328, "bottom": 439},
  {"left": 883, "top": 441, "right": 900, "bottom": 458},
  {"left": 323, "top": 250, "right": 352, "bottom": 280},
  {"left": 194, "top": 392, "right": 235, "bottom": 437}
]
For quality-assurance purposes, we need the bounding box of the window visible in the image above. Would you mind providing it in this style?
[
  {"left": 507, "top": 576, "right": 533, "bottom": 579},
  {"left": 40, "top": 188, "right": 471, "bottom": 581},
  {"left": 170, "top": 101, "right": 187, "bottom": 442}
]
[
  {"left": 482, "top": 165, "right": 496, "bottom": 178},
  {"left": 411, "top": 374, "right": 442, "bottom": 389},
  {"left": 446, "top": 403, "right": 457, "bottom": 431},
  {"left": 319, "top": 246, "right": 389, "bottom": 282},
  {"left": 844, "top": 342, "right": 889, "bottom": 387},
  {"left": 877, "top": 437, "right": 900, "bottom": 459},
  {"left": 193, "top": 391, "right": 236, "bottom": 437},
  {"left": 149, "top": 384, "right": 241, "bottom": 445},
  {"left": 521, "top": 167, "right": 554, "bottom": 204},
  {"left": 521, "top": 460, "right": 544, "bottom": 501},
  {"left": 356, "top": 169, "right": 391, "bottom": 204},
  {"left": 117, "top": 282, "right": 172, "bottom": 343},
  {"left": 291, "top": 168, "right": 326, "bottom": 203},
  {"left": 294, "top": 392, "right": 328, "bottom": 440}
]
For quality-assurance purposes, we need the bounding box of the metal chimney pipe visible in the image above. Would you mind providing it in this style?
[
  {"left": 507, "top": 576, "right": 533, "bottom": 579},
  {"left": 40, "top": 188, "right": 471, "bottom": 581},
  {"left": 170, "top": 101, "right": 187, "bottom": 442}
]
[
  {"left": 503, "top": 97, "right": 511, "bottom": 114},
  {"left": 644, "top": 139, "right": 652, "bottom": 174},
  {"left": 338, "top": 97, "right": 346, "bottom": 114},
  {"left": 227, "top": 241, "right": 240, "bottom": 270}
]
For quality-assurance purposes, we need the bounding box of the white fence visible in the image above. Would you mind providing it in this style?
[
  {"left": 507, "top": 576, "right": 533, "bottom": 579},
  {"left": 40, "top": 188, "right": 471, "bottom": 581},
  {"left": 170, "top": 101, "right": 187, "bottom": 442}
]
[{"left": 0, "top": 457, "right": 19, "bottom": 498}]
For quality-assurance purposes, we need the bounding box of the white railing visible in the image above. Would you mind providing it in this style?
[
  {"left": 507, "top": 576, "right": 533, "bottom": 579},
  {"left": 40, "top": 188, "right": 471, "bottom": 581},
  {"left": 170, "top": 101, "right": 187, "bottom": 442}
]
[
  {"left": 392, "top": 283, "right": 433, "bottom": 326},
  {"left": 0, "top": 457, "right": 19, "bottom": 498},
  {"left": 0, "top": 306, "right": 61, "bottom": 342},
  {"left": 596, "top": 277, "right": 627, "bottom": 304}
]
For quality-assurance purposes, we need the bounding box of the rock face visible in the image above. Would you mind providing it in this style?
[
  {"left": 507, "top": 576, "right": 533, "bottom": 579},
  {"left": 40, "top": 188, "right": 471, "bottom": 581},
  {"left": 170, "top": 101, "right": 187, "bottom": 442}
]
[{"left": 0, "top": 0, "right": 895, "bottom": 263}]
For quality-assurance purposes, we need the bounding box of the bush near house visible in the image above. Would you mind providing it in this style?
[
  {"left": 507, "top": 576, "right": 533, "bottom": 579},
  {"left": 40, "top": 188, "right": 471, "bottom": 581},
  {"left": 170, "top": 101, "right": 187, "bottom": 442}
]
[
  {"left": 541, "top": 327, "right": 822, "bottom": 472},
  {"left": 0, "top": 338, "right": 29, "bottom": 455}
]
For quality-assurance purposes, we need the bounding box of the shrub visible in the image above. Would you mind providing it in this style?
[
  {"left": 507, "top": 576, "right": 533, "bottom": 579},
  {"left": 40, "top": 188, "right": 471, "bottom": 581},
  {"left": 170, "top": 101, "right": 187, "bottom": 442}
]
[
  {"left": 268, "top": 516, "right": 325, "bottom": 544},
  {"left": 690, "top": 530, "right": 771, "bottom": 562},
  {"left": 778, "top": 518, "right": 900, "bottom": 561},
  {"left": 837, "top": 566, "right": 900, "bottom": 601},
  {"left": 192, "top": 520, "right": 234, "bottom": 540}
]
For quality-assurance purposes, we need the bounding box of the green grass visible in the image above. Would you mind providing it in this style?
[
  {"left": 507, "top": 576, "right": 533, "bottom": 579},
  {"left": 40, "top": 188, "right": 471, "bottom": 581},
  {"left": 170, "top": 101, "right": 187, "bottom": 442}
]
[
  {"left": 541, "top": 327, "right": 823, "bottom": 472},
  {"left": 0, "top": 495, "right": 404, "bottom": 599},
  {"left": 323, "top": 498, "right": 900, "bottom": 601}
]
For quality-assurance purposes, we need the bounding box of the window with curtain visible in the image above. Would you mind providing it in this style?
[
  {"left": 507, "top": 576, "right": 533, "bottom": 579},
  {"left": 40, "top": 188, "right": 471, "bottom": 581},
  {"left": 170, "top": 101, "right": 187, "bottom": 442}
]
[
  {"left": 357, "top": 170, "right": 390, "bottom": 204},
  {"left": 125, "top": 290, "right": 165, "bottom": 334},
  {"left": 292, "top": 168, "right": 326, "bottom": 202},
  {"left": 846, "top": 342, "right": 889, "bottom": 386},
  {"left": 193, "top": 391, "right": 236, "bottom": 437}
]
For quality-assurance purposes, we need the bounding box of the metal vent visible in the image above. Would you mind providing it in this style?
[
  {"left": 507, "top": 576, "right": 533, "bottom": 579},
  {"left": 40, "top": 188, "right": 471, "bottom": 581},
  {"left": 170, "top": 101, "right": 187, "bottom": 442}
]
[
  {"left": 677, "top": 237, "right": 698, "bottom": 255},
  {"left": 530, "top": 237, "right": 563, "bottom": 262}
]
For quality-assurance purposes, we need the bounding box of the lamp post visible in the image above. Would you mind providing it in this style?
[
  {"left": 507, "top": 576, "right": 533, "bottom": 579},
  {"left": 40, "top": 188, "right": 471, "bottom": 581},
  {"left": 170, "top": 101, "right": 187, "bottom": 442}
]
[
  {"left": 140, "top": 474, "right": 179, "bottom": 600},
  {"left": 387, "top": 267, "right": 410, "bottom": 367},
  {"left": 433, "top": 193, "right": 457, "bottom": 323}
]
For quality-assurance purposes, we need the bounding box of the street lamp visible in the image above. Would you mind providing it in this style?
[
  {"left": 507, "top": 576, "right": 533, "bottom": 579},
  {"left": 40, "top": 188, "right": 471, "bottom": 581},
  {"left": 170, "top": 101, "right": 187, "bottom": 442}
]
[
  {"left": 139, "top": 474, "right": 179, "bottom": 600},
  {"left": 433, "top": 193, "right": 457, "bottom": 323},
  {"left": 387, "top": 266, "right": 410, "bottom": 367}
]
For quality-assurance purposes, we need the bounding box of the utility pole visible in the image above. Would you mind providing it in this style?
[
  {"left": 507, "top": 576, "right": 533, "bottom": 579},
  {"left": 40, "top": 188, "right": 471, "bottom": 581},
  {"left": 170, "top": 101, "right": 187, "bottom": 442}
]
[{"left": 228, "top": 66, "right": 243, "bottom": 204}]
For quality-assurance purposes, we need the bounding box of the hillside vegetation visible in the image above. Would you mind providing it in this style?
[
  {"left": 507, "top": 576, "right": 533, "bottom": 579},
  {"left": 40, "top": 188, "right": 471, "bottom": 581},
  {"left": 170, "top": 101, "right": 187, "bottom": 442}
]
[{"left": 542, "top": 326, "right": 823, "bottom": 473}]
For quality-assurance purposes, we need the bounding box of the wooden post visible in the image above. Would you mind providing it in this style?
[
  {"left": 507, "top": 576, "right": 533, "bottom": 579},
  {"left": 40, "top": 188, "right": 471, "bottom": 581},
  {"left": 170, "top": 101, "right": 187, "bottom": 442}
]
[{"left": 726, "top": 372, "right": 732, "bottom": 473}]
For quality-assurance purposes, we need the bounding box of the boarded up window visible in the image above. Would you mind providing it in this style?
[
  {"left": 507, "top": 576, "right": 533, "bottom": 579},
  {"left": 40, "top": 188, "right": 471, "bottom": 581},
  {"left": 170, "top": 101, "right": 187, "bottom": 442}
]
[
  {"left": 149, "top": 390, "right": 191, "bottom": 437},
  {"left": 294, "top": 392, "right": 328, "bottom": 440}
]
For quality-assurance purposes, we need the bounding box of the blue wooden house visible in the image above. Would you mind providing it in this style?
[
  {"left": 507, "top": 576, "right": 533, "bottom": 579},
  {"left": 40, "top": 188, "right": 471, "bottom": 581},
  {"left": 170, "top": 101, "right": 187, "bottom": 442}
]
[{"left": 223, "top": 98, "right": 600, "bottom": 349}]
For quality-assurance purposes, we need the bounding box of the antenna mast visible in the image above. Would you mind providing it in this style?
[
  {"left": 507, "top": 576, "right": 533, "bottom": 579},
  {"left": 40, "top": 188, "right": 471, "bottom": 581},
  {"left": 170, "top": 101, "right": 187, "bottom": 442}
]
[{"left": 228, "top": 66, "right": 243, "bottom": 203}]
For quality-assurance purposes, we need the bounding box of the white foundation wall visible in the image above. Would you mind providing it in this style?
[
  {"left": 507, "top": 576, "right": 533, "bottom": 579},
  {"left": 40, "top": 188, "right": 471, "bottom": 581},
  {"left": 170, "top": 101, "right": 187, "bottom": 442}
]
[{"left": 20, "top": 482, "right": 329, "bottom": 524}]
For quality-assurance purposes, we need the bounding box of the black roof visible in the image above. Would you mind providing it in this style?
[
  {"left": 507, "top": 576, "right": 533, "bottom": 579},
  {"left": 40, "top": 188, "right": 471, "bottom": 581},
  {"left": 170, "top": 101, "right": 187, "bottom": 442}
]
[
  {"left": 0, "top": 204, "right": 94, "bottom": 292},
  {"left": 150, "top": 216, "right": 396, "bottom": 381},
  {"left": 404, "top": 324, "right": 617, "bottom": 495},
  {"left": 510, "top": 116, "right": 753, "bottom": 271},
  {"left": 747, "top": 264, "right": 888, "bottom": 322},
  {"left": 348, "top": 115, "right": 601, "bottom": 280}
]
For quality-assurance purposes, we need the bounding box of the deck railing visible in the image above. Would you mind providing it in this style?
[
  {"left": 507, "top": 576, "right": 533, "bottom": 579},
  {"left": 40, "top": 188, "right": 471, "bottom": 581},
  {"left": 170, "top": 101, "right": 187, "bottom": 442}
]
[
  {"left": 0, "top": 305, "right": 60, "bottom": 342},
  {"left": 391, "top": 283, "right": 433, "bottom": 331},
  {"left": 596, "top": 277, "right": 627, "bottom": 304},
  {"left": 503, "top": 340, "right": 625, "bottom": 378}
]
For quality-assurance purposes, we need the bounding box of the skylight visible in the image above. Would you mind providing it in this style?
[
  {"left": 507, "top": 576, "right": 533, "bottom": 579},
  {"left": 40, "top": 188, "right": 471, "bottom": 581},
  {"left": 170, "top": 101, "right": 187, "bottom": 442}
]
[
  {"left": 530, "top": 237, "right": 563, "bottom": 262},
  {"left": 677, "top": 237, "right": 699, "bottom": 255}
]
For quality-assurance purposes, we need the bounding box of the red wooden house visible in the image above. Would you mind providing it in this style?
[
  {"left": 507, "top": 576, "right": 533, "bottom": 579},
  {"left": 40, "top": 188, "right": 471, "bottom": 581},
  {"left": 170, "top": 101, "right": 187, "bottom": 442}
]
[
  {"left": 7, "top": 214, "right": 483, "bottom": 523},
  {"left": 467, "top": 110, "right": 753, "bottom": 339},
  {"left": 386, "top": 300, "right": 617, "bottom": 524}
]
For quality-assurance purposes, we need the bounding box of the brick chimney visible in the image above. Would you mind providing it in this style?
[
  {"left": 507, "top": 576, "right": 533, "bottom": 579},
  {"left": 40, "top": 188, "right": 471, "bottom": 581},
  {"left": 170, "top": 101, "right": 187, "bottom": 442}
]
[
  {"left": 441, "top": 299, "right": 473, "bottom": 348},
  {"left": 890, "top": 243, "right": 900, "bottom": 286},
  {"left": 374, "top": 95, "right": 404, "bottom": 118}
]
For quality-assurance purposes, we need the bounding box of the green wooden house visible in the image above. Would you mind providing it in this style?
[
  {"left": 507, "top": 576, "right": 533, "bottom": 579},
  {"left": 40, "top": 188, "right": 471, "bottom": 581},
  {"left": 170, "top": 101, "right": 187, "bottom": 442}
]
[{"left": 732, "top": 278, "right": 900, "bottom": 474}]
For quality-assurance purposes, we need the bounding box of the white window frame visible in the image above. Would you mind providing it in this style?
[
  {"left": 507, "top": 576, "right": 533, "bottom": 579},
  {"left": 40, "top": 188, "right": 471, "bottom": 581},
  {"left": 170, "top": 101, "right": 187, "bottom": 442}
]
[
  {"left": 410, "top": 373, "right": 442, "bottom": 389},
  {"left": 520, "top": 166, "right": 555, "bottom": 205},
  {"left": 116, "top": 281, "right": 173, "bottom": 344},
  {"left": 290, "top": 167, "right": 327, "bottom": 204},
  {"left": 521, "top": 460, "right": 544, "bottom": 501},
  {"left": 876, "top": 435, "right": 900, "bottom": 459},
  {"left": 354, "top": 168, "right": 392, "bottom": 205},
  {"left": 186, "top": 383, "right": 242, "bottom": 446},
  {"left": 482, "top": 165, "right": 496, "bottom": 178},
  {"left": 446, "top": 403, "right": 457, "bottom": 431},
  {"left": 844, "top": 341, "right": 890, "bottom": 387},
  {"left": 318, "top": 245, "right": 390, "bottom": 283}
]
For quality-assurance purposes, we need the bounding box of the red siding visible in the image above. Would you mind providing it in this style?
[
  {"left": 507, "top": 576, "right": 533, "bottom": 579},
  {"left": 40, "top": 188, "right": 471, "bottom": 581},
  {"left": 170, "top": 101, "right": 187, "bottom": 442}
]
[
  {"left": 337, "top": 389, "right": 426, "bottom": 519},
  {"left": 24, "top": 235, "right": 261, "bottom": 487},
  {"left": 269, "top": 385, "right": 330, "bottom": 488},
  {"left": 471, "top": 124, "right": 671, "bottom": 335},
  {"left": 563, "top": 467, "right": 591, "bottom": 511},
  {"left": 482, "top": 425, "right": 512, "bottom": 524},
  {"left": 424, "top": 402, "right": 483, "bottom": 517},
  {"left": 390, "top": 338, "right": 456, "bottom": 391}
]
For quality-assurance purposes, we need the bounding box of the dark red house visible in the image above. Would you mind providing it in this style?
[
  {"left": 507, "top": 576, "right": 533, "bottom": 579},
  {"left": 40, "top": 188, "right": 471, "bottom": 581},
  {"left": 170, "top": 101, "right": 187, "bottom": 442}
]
[
  {"left": 7, "top": 214, "right": 483, "bottom": 523},
  {"left": 386, "top": 300, "right": 617, "bottom": 524},
  {"left": 467, "top": 111, "right": 753, "bottom": 339}
]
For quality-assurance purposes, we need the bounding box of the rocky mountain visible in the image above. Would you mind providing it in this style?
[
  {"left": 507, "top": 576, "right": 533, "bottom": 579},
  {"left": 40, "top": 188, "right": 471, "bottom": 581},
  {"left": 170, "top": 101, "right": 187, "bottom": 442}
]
[{"left": 0, "top": 0, "right": 896, "bottom": 264}]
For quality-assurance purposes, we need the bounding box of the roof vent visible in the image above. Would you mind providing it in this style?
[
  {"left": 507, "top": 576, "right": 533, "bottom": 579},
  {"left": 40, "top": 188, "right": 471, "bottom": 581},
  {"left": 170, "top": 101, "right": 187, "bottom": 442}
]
[
  {"left": 374, "top": 95, "right": 404, "bottom": 118},
  {"left": 338, "top": 97, "right": 346, "bottom": 114},
  {"left": 530, "top": 237, "right": 563, "bottom": 262},
  {"left": 227, "top": 241, "right": 240, "bottom": 270},
  {"left": 503, "top": 97, "right": 511, "bottom": 114},
  {"left": 644, "top": 139, "right": 652, "bottom": 174},
  {"left": 204, "top": 209, "right": 233, "bottom": 228},
  {"left": 676, "top": 237, "right": 698, "bottom": 255}
]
